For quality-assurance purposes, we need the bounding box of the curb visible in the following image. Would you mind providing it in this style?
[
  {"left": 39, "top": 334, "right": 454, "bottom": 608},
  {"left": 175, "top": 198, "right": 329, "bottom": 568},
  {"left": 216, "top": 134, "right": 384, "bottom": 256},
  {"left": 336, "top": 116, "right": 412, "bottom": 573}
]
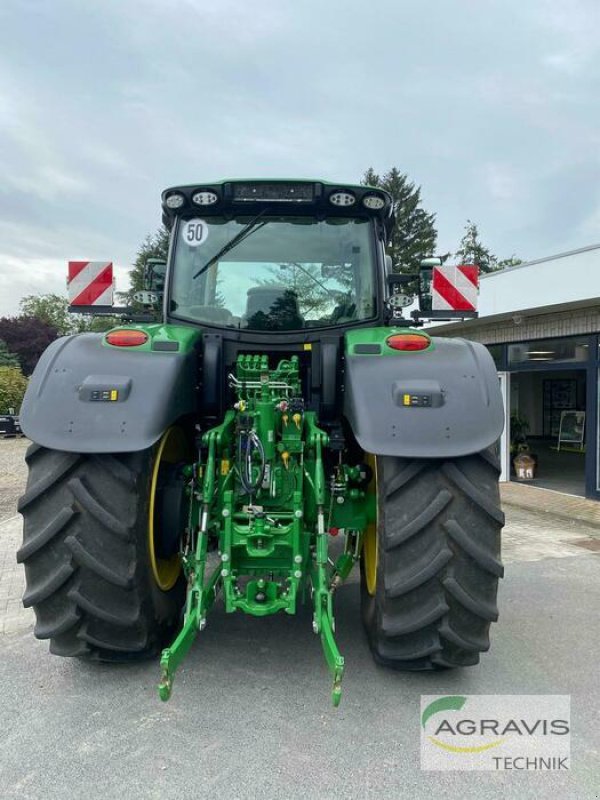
[{"left": 500, "top": 485, "right": 600, "bottom": 531}]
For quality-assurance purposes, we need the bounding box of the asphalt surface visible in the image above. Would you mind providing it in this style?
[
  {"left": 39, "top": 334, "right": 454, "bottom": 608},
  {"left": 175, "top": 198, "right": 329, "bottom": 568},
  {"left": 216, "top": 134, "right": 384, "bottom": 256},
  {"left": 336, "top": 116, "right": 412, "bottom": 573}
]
[
  {"left": 1, "top": 439, "right": 598, "bottom": 798},
  {"left": 1, "top": 551, "right": 599, "bottom": 799}
]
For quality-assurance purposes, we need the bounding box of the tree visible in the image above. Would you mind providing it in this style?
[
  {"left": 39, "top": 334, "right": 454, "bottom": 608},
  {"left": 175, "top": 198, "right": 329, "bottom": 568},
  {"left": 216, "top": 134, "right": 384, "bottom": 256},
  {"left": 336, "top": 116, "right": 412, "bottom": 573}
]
[
  {"left": 0, "top": 366, "right": 28, "bottom": 414},
  {"left": 20, "top": 293, "right": 119, "bottom": 335},
  {"left": 454, "top": 221, "right": 523, "bottom": 274},
  {"left": 123, "top": 227, "right": 170, "bottom": 305},
  {"left": 258, "top": 262, "right": 345, "bottom": 319},
  {"left": 245, "top": 289, "right": 305, "bottom": 331},
  {"left": 20, "top": 293, "right": 73, "bottom": 335},
  {"left": 0, "top": 316, "right": 59, "bottom": 376},
  {"left": 362, "top": 167, "right": 437, "bottom": 274},
  {"left": 79, "top": 315, "right": 122, "bottom": 332},
  {"left": 454, "top": 220, "right": 498, "bottom": 273},
  {"left": 0, "top": 339, "right": 20, "bottom": 368},
  {"left": 496, "top": 255, "right": 523, "bottom": 269}
]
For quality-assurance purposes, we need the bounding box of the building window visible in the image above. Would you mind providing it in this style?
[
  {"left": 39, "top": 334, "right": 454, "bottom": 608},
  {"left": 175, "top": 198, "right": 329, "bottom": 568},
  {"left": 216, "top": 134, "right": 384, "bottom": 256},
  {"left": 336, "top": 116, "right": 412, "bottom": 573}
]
[
  {"left": 485, "top": 344, "right": 504, "bottom": 369},
  {"left": 508, "top": 336, "right": 590, "bottom": 366}
]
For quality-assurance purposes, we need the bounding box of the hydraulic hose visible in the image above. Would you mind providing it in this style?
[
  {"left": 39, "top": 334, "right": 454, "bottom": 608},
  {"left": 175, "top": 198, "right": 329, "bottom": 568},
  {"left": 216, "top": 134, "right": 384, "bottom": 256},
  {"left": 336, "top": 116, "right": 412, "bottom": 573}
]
[{"left": 238, "top": 429, "right": 266, "bottom": 495}]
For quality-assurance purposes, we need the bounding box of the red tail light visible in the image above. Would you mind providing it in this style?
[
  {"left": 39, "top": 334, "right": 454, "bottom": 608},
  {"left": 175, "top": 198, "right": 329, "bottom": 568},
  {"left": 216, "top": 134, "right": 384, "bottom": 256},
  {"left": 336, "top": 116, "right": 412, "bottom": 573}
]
[
  {"left": 105, "top": 329, "right": 148, "bottom": 347},
  {"left": 386, "top": 333, "right": 431, "bottom": 352}
]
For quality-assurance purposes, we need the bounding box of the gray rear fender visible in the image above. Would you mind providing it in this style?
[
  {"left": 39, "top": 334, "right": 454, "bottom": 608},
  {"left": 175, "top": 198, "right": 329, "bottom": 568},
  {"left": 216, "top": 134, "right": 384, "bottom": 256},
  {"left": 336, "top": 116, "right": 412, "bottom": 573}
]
[
  {"left": 343, "top": 335, "right": 504, "bottom": 458},
  {"left": 20, "top": 333, "right": 199, "bottom": 453}
]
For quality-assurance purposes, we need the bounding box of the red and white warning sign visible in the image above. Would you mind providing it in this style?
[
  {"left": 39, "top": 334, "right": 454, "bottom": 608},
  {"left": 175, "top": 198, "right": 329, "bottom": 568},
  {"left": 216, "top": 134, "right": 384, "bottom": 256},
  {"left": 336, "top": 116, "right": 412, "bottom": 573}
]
[
  {"left": 68, "top": 261, "right": 114, "bottom": 307},
  {"left": 432, "top": 263, "right": 479, "bottom": 312}
]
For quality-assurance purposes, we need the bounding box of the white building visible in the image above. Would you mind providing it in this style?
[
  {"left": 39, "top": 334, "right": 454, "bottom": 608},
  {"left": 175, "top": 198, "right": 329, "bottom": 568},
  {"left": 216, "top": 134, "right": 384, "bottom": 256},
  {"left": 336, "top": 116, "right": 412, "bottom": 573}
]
[{"left": 430, "top": 244, "right": 600, "bottom": 498}]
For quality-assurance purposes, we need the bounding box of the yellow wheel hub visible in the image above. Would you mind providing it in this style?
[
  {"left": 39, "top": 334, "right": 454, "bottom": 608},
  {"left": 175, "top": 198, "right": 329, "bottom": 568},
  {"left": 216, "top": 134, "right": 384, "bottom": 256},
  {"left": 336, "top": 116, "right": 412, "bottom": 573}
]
[
  {"left": 363, "top": 455, "right": 378, "bottom": 596},
  {"left": 148, "top": 427, "right": 187, "bottom": 591}
]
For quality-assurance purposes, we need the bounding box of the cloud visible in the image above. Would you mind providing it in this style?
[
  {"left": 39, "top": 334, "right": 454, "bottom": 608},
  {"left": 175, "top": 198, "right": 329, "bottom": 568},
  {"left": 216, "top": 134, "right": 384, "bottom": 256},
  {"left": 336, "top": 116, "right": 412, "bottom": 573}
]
[
  {"left": 484, "top": 164, "right": 521, "bottom": 203},
  {"left": 0, "top": 254, "right": 129, "bottom": 318},
  {"left": 80, "top": 144, "right": 129, "bottom": 172},
  {"left": 0, "top": 0, "right": 599, "bottom": 316},
  {"left": 0, "top": 256, "right": 68, "bottom": 317},
  {"left": 7, "top": 166, "right": 88, "bottom": 201},
  {"left": 0, "top": 69, "right": 89, "bottom": 208},
  {"left": 0, "top": 215, "right": 131, "bottom": 317}
]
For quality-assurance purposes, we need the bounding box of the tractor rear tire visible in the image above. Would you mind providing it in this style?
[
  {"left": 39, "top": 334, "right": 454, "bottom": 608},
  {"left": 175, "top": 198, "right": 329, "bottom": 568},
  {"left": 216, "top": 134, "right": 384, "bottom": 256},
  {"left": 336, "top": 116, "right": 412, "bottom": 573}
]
[
  {"left": 361, "top": 447, "right": 504, "bottom": 669},
  {"left": 17, "top": 442, "right": 185, "bottom": 660}
]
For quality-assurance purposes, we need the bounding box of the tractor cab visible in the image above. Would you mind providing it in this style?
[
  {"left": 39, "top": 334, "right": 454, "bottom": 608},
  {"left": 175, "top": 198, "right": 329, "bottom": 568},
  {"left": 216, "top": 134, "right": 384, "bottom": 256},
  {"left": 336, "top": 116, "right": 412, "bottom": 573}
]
[
  {"left": 152, "top": 180, "right": 399, "bottom": 423},
  {"left": 160, "top": 180, "right": 394, "bottom": 334}
]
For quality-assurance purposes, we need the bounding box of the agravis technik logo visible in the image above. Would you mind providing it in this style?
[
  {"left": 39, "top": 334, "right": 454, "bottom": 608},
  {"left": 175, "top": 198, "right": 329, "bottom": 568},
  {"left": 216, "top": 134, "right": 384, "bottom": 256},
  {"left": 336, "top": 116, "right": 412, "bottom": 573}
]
[{"left": 420, "top": 695, "right": 570, "bottom": 771}]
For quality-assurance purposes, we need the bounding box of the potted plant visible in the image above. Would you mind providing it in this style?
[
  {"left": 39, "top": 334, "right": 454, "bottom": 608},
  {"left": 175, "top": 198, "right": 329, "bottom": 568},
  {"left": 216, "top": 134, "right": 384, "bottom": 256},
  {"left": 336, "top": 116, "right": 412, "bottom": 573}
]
[
  {"left": 510, "top": 413, "right": 530, "bottom": 454},
  {"left": 510, "top": 414, "right": 538, "bottom": 478}
]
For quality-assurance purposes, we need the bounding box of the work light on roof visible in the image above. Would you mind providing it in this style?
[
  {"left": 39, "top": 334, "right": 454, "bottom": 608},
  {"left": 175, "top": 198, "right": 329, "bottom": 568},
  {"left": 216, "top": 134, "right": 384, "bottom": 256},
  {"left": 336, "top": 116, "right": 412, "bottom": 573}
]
[
  {"left": 165, "top": 192, "right": 185, "bottom": 209},
  {"left": 362, "top": 194, "right": 385, "bottom": 210},
  {"left": 192, "top": 190, "right": 218, "bottom": 206},
  {"left": 329, "top": 191, "right": 356, "bottom": 207}
]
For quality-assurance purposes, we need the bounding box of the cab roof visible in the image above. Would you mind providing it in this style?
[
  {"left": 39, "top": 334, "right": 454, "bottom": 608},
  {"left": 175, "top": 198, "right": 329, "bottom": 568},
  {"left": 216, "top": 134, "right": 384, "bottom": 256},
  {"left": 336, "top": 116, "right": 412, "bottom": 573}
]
[{"left": 160, "top": 178, "right": 395, "bottom": 237}]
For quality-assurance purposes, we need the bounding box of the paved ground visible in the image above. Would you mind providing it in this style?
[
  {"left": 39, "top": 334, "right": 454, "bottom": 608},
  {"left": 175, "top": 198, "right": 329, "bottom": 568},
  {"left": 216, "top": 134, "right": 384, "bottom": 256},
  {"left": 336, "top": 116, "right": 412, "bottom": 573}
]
[
  {"left": 0, "top": 437, "right": 28, "bottom": 522},
  {"left": 0, "top": 438, "right": 33, "bottom": 634},
  {"left": 502, "top": 479, "right": 600, "bottom": 527},
  {"left": 1, "top": 440, "right": 599, "bottom": 798}
]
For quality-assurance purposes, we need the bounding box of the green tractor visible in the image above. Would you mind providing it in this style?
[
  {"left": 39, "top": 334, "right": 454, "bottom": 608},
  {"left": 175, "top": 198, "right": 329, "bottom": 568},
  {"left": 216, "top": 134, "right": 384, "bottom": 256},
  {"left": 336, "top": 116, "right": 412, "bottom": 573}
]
[{"left": 17, "top": 180, "right": 504, "bottom": 706}]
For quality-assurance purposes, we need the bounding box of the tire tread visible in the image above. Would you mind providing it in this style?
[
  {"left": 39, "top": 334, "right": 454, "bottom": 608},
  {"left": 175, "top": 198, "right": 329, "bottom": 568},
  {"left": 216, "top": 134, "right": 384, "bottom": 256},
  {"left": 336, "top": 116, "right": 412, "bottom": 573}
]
[
  {"left": 18, "top": 445, "right": 183, "bottom": 661},
  {"left": 362, "top": 446, "right": 503, "bottom": 670}
]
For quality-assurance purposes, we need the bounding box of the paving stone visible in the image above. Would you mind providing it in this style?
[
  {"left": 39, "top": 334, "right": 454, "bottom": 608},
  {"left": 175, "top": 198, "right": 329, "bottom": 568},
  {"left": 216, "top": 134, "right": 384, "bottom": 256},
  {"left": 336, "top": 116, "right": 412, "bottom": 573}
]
[{"left": 501, "top": 481, "right": 600, "bottom": 527}]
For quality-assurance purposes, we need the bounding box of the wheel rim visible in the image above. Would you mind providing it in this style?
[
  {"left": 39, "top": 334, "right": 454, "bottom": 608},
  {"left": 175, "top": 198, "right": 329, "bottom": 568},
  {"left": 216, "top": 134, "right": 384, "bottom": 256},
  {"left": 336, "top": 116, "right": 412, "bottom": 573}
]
[
  {"left": 148, "top": 427, "right": 187, "bottom": 591},
  {"left": 363, "top": 455, "right": 378, "bottom": 596}
]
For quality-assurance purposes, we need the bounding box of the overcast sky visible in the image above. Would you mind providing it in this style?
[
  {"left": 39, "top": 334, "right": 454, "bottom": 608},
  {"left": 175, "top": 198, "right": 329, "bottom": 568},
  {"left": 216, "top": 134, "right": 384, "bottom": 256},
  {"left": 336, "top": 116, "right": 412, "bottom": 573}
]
[{"left": 1, "top": 0, "right": 599, "bottom": 316}]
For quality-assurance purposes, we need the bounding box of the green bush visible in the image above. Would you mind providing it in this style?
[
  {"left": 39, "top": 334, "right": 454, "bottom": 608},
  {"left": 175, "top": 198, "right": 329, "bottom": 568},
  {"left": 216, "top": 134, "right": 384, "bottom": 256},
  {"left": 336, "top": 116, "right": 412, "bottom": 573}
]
[
  {"left": 0, "top": 366, "right": 28, "bottom": 414},
  {"left": 0, "top": 339, "right": 20, "bottom": 368}
]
